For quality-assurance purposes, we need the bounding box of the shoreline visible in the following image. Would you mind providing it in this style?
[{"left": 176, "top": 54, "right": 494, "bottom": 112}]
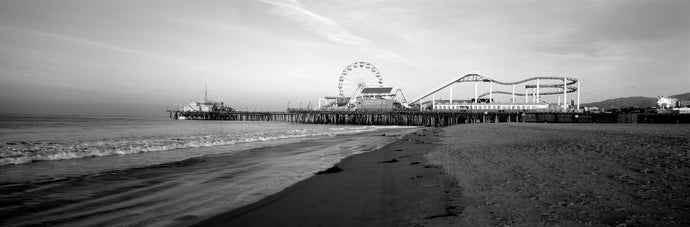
[
  {"left": 190, "top": 127, "right": 464, "bottom": 226},
  {"left": 0, "top": 126, "right": 418, "bottom": 227}
]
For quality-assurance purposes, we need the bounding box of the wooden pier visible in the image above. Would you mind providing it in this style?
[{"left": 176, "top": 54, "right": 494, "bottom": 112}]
[
  {"left": 168, "top": 110, "right": 294, "bottom": 121},
  {"left": 168, "top": 109, "right": 688, "bottom": 126}
]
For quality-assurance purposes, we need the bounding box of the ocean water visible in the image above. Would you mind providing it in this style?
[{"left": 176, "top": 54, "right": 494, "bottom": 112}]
[{"left": 0, "top": 114, "right": 417, "bottom": 226}]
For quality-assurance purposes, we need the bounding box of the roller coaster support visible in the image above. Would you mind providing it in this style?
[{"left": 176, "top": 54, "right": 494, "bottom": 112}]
[
  {"left": 489, "top": 81, "right": 493, "bottom": 102},
  {"left": 474, "top": 82, "right": 478, "bottom": 103},
  {"left": 449, "top": 86, "right": 453, "bottom": 104},
  {"left": 563, "top": 78, "right": 567, "bottom": 109},
  {"left": 432, "top": 94, "right": 436, "bottom": 109},
  {"left": 577, "top": 81, "right": 582, "bottom": 111},
  {"left": 536, "top": 79, "right": 540, "bottom": 103}
]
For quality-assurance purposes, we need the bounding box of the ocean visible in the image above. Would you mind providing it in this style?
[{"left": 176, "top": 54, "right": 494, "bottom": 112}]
[{"left": 0, "top": 114, "right": 417, "bottom": 226}]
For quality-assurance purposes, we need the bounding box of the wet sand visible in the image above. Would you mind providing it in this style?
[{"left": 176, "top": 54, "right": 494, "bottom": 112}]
[
  {"left": 192, "top": 128, "right": 464, "bottom": 226},
  {"left": 0, "top": 129, "right": 413, "bottom": 227}
]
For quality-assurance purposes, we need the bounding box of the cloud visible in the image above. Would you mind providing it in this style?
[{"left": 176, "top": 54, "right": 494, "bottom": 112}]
[
  {"left": 0, "top": 25, "right": 231, "bottom": 76},
  {"left": 3, "top": 26, "right": 154, "bottom": 58},
  {"left": 260, "top": 0, "right": 418, "bottom": 67}
]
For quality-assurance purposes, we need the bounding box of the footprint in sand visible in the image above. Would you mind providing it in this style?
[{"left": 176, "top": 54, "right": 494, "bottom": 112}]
[{"left": 379, "top": 159, "right": 399, "bottom": 163}]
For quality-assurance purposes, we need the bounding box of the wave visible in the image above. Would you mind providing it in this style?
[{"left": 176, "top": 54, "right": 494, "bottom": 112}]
[{"left": 0, "top": 126, "right": 390, "bottom": 166}]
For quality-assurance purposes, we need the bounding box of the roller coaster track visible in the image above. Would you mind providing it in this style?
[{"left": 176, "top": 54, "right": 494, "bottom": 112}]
[{"left": 410, "top": 74, "right": 578, "bottom": 104}]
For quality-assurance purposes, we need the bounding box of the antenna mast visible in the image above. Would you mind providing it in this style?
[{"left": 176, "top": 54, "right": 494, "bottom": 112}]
[{"left": 204, "top": 84, "right": 208, "bottom": 102}]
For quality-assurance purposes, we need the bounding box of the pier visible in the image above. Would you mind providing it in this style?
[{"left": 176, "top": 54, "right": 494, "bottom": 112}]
[
  {"left": 167, "top": 109, "right": 690, "bottom": 126},
  {"left": 168, "top": 69, "right": 689, "bottom": 126},
  {"left": 168, "top": 110, "right": 294, "bottom": 121}
]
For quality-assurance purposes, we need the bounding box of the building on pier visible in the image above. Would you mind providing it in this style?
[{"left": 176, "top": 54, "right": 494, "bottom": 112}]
[
  {"left": 180, "top": 100, "right": 230, "bottom": 112},
  {"left": 169, "top": 85, "right": 233, "bottom": 119},
  {"left": 430, "top": 100, "right": 549, "bottom": 111},
  {"left": 318, "top": 86, "right": 408, "bottom": 111},
  {"left": 353, "top": 87, "right": 395, "bottom": 111}
]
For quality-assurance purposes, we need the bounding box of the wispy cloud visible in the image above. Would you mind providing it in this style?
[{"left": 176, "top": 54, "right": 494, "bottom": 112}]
[
  {"left": 260, "top": 0, "right": 418, "bottom": 67},
  {"left": 0, "top": 25, "right": 227, "bottom": 75}
]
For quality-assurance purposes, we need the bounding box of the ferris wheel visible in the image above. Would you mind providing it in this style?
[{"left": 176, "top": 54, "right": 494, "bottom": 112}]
[{"left": 338, "top": 61, "right": 383, "bottom": 97}]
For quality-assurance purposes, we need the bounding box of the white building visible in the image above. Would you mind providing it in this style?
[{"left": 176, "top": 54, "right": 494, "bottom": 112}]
[
  {"left": 432, "top": 100, "right": 549, "bottom": 111},
  {"left": 182, "top": 101, "right": 217, "bottom": 112},
  {"left": 657, "top": 96, "right": 678, "bottom": 109}
]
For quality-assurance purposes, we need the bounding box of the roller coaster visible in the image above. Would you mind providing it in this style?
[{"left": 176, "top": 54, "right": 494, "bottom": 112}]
[{"left": 410, "top": 73, "right": 580, "bottom": 111}]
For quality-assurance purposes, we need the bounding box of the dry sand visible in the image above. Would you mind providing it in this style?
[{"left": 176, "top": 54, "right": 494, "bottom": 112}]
[{"left": 427, "top": 123, "right": 690, "bottom": 226}]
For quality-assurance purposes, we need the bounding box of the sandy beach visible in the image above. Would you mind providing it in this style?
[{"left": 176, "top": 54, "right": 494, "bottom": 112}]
[
  {"left": 195, "top": 123, "right": 689, "bottom": 227},
  {"left": 192, "top": 128, "right": 464, "bottom": 226},
  {"left": 428, "top": 124, "right": 689, "bottom": 226}
]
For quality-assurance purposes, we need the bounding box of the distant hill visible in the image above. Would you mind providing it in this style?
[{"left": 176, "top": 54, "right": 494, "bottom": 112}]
[
  {"left": 582, "top": 96, "right": 657, "bottom": 109},
  {"left": 669, "top": 92, "right": 690, "bottom": 101},
  {"left": 581, "top": 92, "right": 690, "bottom": 109}
]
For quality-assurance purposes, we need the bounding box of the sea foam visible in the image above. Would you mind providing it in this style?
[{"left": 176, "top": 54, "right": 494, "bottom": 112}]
[{"left": 0, "top": 125, "right": 392, "bottom": 166}]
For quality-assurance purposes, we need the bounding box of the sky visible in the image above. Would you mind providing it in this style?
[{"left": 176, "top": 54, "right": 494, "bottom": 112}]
[{"left": 0, "top": 0, "right": 688, "bottom": 116}]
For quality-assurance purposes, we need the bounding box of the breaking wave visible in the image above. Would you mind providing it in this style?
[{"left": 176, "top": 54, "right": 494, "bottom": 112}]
[{"left": 0, "top": 126, "right": 385, "bottom": 166}]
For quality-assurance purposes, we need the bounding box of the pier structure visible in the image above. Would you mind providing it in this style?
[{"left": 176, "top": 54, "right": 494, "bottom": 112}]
[
  {"left": 167, "top": 70, "right": 592, "bottom": 126},
  {"left": 167, "top": 108, "right": 684, "bottom": 126},
  {"left": 166, "top": 66, "right": 690, "bottom": 125},
  {"left": 167, "top": 110, "right": 294, "bottom": 121},
  {"left": 167, "top": 109, "right": 529, "bottom": 126},
  {"left": 410, "top": 74, "right": 580, "bottom": 112}
]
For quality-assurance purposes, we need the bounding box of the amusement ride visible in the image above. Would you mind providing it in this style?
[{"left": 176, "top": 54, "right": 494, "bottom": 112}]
[
  {"left": 338, "top": 61, "right": 383, "bottom": 98},
  {"left": 322, "top": 62, "right": 581, "bottom": 112},
  {"left": 410, "top": 73, "right": 580, "bottom": 111},
  {"left": 319, "top": 61, "right": 406, "bottom": 110}
]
